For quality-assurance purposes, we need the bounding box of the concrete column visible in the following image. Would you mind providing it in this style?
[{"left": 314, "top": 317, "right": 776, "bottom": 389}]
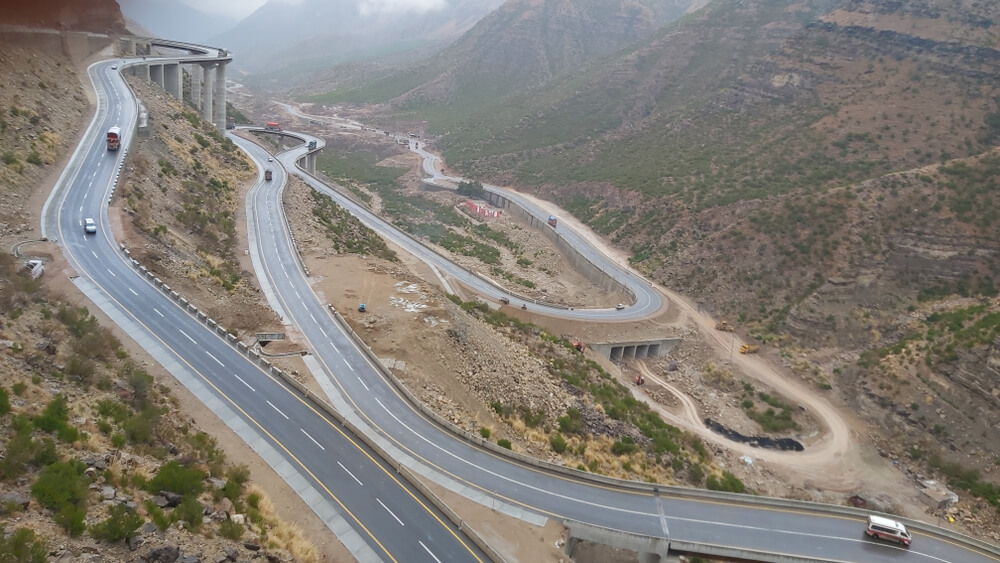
[
  {"left": 163, "top": 63, "right": 182, "bottom": 100},
  {"left": 213, "top": 62, "right": 227, "bottom": 131},
  {"left": 201, "top": 63, "right": 215, "bottom": 124},
  {"left": 189, "top": 64, "right": 202, "bottom": 109},
  {"left": 150, "top": 63, "right": 164, "bottom": 88}
]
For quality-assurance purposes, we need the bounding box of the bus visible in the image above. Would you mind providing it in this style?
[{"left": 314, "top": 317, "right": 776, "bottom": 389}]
[{"left": 107, "top": 126, "right": 121, "bottom": 151}]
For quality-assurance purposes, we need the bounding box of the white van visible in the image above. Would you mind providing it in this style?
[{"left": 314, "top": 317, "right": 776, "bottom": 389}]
[{"left": 865, "top": 515, "right": 912, "bottom": 546}]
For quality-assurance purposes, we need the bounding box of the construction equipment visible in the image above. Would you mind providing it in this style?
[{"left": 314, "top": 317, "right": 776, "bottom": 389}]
[
  {"left": 715, "top": 320, "right": 734, "bottom": 332},
  {"left": 358, "top": 303, "right": 366, "bottom": 313},
  {"left": 739, "top": 344, "right": 759, "bottom": 354}
]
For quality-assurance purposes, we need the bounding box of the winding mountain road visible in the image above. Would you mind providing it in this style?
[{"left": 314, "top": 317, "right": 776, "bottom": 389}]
[{"left": 39, "top": 51, "right": 1000, "bottom": 563}]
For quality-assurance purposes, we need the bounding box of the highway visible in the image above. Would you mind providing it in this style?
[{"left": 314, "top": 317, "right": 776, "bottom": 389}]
[
  {"left": 41, "top": 49, "right": 1000, "bottom": 563},
  {"left": 43, "top": 59, "right": 489, "bottom": 563},
  {"left": 255, "top": 133, "right": 998, "bottom": 563}
]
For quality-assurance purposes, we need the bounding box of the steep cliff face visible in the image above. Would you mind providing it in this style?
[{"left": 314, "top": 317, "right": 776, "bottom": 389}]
[{"left": 3, "top": 0, "right": 126, "bottom": 33}]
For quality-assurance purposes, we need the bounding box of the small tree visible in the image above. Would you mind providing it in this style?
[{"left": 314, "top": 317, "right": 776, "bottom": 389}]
[{"left": 91, "top": 504, "right": 144, "bottom": 543}]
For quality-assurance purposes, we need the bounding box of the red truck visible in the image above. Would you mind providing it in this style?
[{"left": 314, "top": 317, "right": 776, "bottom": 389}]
[
  {"left": 106, "top": 126, "right": 121, "bottom": 151},
  {"left": 264, "top": 122, "right": 281, "bottom": 131}
]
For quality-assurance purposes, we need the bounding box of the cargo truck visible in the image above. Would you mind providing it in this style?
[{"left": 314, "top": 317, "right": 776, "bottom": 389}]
[
  {"left": 106, "top": 126, "right": 121, "bottom": 151},
  {"left": 264, "top": 122, "right": 281, "bottom": 131}
]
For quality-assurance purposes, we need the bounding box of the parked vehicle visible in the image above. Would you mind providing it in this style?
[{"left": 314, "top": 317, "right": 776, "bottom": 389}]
[
  {"left": 715, "top": 320, "right": 734, "bottom": 332},
  {"left": 106, "top": 126, "right": 121, "bottom": 151},
  {"left": 865, "top": 515, "right": 911, "bottom": 546},
  {"left": 739, "top": 344, "right": 760, "bottom": 354}
]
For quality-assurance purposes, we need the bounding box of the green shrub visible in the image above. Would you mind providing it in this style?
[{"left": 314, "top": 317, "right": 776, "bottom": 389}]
[
  {"left": 549, "top": 433, "right": 567, "bottom": 454},
  {"left": 706, "top": 471, "right": 746, "bottom": 494},
  {"left": 91, "top": 504, "right": 143, "bottom": 543},
  {"left": 0, "top": 527, "right": 47, "bottom": 563},
  {"left": 172, "top": 496, "right": 203, "bottom": 531},
  {"left": 219, "top": 519, "right": 243, "bottom": 541},
  {"left": 26, "top": 150, "right": 41, "bottom": 165},
  {"left": 0, "top": 386, "right": 9, "bottom": 415},
  {"left": 611, "top": 437, "right": 639, "bottom": 456},
  {"left": 144, "top": 500, "right": 171, "bottom": 530},
  {"left": 146, "top": 461, "right": 203, "bottom": 497},
  {"left": 557, "top": 408, "right": 584, "bottom": 434},
  {"left": 497, "top": 439, "right": 512, "bottom": 450},
  {"left": 689, "top": 463, "right": 705, "bottom": 484},
  {"left": 55, "top": 505, "right": 86, "bottom": 536},
  {"left": 479, "top": 427, "right": 491, "bottom": 439},
  {"left": 12, "top": 382, "right": 27, "bottom": 396},
  {"left": 31, "top": 460, "right": 89, "bottom": 511}
]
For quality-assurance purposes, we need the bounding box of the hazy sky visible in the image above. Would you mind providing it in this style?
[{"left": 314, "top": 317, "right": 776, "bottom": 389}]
[{"left": 178, "top": 0, "right": 449, "bottom": 20}]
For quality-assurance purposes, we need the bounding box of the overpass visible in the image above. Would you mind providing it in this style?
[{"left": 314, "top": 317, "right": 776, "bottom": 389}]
[{"left": 118, "top": 36, "right": 232, "bottom": 131}]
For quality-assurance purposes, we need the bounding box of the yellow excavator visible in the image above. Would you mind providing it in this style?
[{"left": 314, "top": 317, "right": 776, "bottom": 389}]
[
  {"left": 739, "top": 344, "right": 760, "bottom": 354},
  {"left": 715, "top": 320, "right": 735, "bottom": 332}
]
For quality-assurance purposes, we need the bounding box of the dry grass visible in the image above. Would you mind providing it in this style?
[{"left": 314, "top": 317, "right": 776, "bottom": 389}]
[{"left": 247, "top": 484, "right": 320, "bottom": 562}]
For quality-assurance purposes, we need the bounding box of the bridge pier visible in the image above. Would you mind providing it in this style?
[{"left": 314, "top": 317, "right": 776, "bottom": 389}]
[
  {"left": 213, "top": 61, "right": 227, "bottom": 131},
  {"left": 149, "top": 63, "right": 163, "bottom": 88},
  {"left": 200, "top": 63, "right": 215, "bottom": 124},
  {"left": 188, "top": 64, "right": 202, "bottom": 109},
  {"left": 163, "top": 62, "right": 182, "bottom": 100}
]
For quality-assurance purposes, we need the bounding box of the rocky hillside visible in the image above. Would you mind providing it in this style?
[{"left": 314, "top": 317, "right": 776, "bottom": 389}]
[
  {"left": 319, "top": 0, "right": 1000, "bottom": 518},
  {"left": 4, "top": 0, "right": 126, "bottom": 32},
  {"left": 0, "top": 41, "right": 87, "bottom": 246},
  {"left": 115, "top": 78, "right": 279, "bottom": 335},
  {"left": 0, "top": 253, "right": 317, "bottom": 562}
]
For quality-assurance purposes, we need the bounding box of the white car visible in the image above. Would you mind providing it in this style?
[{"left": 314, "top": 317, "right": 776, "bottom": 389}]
[
  {"left": 111, "top": 64, "right": 118, "bottom": 70},
  {"left": 268, "top": 156, "right": 273, "bottom": 162},
  {"left": 615, "top": 303, "right": 626, "bottom": 310},
  {"left": 84, "top": 218, "right": 97, "bottom": 234}
]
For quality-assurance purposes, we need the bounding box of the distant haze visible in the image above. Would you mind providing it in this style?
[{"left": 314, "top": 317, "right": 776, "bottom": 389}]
[{"left": 177, "top": 0, "right": 450, "bottom": 20}]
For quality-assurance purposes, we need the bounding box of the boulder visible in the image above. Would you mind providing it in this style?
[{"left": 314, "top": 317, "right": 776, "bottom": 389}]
[
  {"left": 143, "top": 545, "right": 180, "bottom": 562},
  {"left": 0, "top": 492, "right": 30, "bottom": 510}
]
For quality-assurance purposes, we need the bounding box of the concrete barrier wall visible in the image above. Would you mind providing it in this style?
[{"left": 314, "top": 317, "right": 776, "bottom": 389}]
[{"left": 485, "top": 191, "right": 635, "bottom": 300}]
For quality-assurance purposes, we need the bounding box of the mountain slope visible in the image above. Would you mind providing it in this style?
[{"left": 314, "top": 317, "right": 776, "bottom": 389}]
[
  {"left": 311, "top": 0, "right": 699, "bottom": 111},
  {"left": 3, "top": 0, "right": 125, "bottom": 32},
  {"left": 117, "top": 0, "right": 238, "bottom": 44},
  {"left": 215, "top": 0, "right": 504, "bottom": 79}
]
